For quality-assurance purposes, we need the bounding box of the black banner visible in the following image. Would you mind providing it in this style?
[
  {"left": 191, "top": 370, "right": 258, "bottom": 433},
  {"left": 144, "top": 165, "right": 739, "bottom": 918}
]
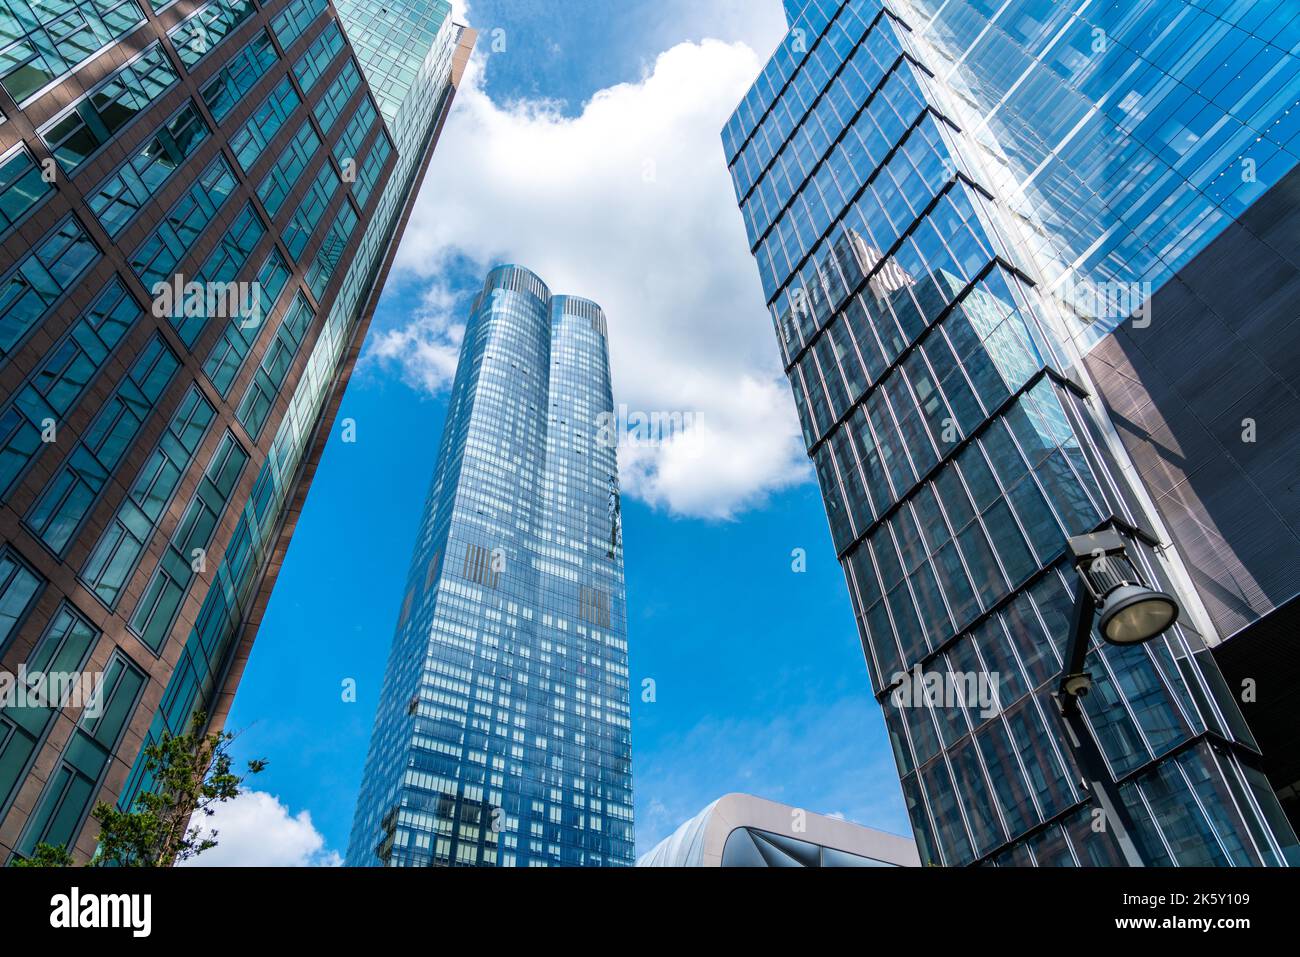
[{"left": 0, "top": 864, "right": 1289, "bottom": 944}]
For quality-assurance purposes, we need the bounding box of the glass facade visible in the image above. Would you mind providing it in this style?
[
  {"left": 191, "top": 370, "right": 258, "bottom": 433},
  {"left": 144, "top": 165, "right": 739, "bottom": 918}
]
[
  {"left": 725, "top": 0, "right": 1300, "bottom": 866},
  {"left": 0, "top": 0, "right": 473, "bottom": 861},
  {"left": 332, "top": 0, "right": 456, "bottom": 124},
  {"left": 346, "top": 265, "right": 635, "bottom": 868}
]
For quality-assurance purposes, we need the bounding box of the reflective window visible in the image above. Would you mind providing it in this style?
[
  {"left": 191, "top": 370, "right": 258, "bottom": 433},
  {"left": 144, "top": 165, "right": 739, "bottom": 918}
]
[
  {"left": 0, "top": 276, "right": 136, "bottom": 497},
  {"left": 168, "top": 0, "right": 256, "bottom": 69},
  {"left": 0, "top": 218, "right": 99, "bottom": 363},
  {"left": 24, "top": 335, "right": 177, "bottom": 555},
  {"left": 0, "top": 547, "right": 42, "bottom": 653},
  {"left": 0, "top": 0, "right": 145, "bottom": 104},
  {"left": 229, "top": 77, "right": 300, "bottom": 172},
  {"left": 128, "top": 431, "right": 248, "bottom": 652},
  {"left": 81, "top": 384, "right": 215, "bottom": 609},
  {"left": 39, "top": 42, "right": 176, "bottom": 171},
  {"left": 86, "top": 101, "right": 209, "bottom": 237},
  {"left": 271, "top": 0, "right": 328, "bottom": 50},
  {"left": 292, "top": 18, "right": 343, "bottom": 93},
  {"left": 0, "top": 146, "right": 52, "bottom": 238},
  {"left": 200, "top": 29, "right": 277, "bottom": 121},
  {"left": 15, "top": 651, "right": 145, "bottom": 859},
  {"left": 0, "top": 603, "right": 97, "bottom": 817}
]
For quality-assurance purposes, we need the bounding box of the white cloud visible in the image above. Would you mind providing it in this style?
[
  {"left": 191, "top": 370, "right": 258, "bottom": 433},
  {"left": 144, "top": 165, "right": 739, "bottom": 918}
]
[
  {"left": 180, "top": 791, "right": 342, "bottom": 867},
  {"left": 645, "top": 0, "right": 788, "bottom": 59},
  {"left": 367, "top": 280, "right": 465, "bottom": 394},
  {"left": 369, "top": 31, "right": 810, "bottom": 519}
]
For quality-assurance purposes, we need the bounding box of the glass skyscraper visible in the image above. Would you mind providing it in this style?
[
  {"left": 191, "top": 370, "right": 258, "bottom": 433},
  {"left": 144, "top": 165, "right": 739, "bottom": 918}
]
[
  {"left": 0, "top": 0, "right": 473, "bottom": 862},
  {"left": 346, "top": 265, "right": 635, "bottom": 868},
  {"left": 726, "top": 0, "right": 1300, "bottom": 865}
]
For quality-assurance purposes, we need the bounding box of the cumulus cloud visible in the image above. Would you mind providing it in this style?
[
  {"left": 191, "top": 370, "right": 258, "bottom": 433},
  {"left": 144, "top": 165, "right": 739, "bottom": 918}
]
[
  {"left": 367, "top": 280, "right": 466, "bottom": 393},
  {"left": 180, "top": 791, "right": 342, "bottom": 867},
  {"left": 646, "top": 0, "right": 788, "bottom": 57},
  {"left": 368, "top": 27, "right": 810, "bottom": 519}
]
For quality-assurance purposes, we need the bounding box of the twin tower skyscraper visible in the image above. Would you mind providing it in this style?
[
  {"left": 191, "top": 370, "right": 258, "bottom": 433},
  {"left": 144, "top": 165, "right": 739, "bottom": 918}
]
[{"left": 345, "top": 266, "right": 636, "bottom": 867}]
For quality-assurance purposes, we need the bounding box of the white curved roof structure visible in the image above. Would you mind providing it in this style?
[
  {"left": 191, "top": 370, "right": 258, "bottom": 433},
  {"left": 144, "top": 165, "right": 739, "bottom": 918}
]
[{"left": 637, "top": 794, "right": 919, "bottom": 868}]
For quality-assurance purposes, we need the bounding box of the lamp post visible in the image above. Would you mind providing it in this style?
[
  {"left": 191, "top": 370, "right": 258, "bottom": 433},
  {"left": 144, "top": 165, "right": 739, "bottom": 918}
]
[{"left": 1055, "top": 527, "right": 1182, "bottom": 868}]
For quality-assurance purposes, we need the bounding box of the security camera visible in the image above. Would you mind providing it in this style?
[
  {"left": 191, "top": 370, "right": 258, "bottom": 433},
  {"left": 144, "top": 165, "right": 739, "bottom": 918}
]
[{"left": 1063, "top": 673, "right": 1093, "bottom": 698}]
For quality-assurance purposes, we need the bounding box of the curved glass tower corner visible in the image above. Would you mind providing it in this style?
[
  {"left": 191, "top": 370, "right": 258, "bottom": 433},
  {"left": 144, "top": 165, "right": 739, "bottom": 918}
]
[{"left": 346, "top": 265, "right": 634, "bottom": 867}]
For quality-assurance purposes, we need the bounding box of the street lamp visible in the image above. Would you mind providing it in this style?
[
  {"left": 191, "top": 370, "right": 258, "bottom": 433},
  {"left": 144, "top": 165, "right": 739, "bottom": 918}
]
[
  {"left": 1054, "top": 527, "right": 1182, "bottom": 867},
  {"left": 1098, "top": 585, "right": 1180, "bottom": 647}
]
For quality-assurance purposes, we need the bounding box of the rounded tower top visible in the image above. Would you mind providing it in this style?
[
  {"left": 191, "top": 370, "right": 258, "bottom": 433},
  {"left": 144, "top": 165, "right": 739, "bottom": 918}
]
[
  {"left": 482, "top": 264, "right": 552, "bottom": 303},
  {"left": 552, "top": 295, "right": 608, "bottom": 338}
]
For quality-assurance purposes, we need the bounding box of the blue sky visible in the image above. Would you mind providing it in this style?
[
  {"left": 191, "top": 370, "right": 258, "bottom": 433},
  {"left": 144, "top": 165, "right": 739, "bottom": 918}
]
[{"left": 211, "top": 0, "right": 911, "bottom": 865}]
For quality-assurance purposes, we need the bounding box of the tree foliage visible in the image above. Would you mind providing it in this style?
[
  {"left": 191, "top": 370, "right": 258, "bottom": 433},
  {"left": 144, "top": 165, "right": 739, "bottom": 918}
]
[
  {"left": 12, "top": 843, "right": 75, "bottom": 868},
  {"left": 12, "top": 711, "right": 264, "bottom": 867}
]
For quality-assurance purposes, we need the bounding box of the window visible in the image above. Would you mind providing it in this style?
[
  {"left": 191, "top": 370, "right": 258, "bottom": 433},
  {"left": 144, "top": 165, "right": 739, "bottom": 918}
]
[
  {"left": 128, "top": 432, "right": 248, "bottom": 651},
  {"left": 0, "top": 547, "right": 43, "bottom": 654},
  {"left": 236, "top": 293, "right": 315, "bottom": 439},
  {"left": 0, "top": 0, "right": 145, "bottom": 105},
  {"left": 306, "top": 201, "right": 356, "bottom": 298},
  {"left": 462, "top": 544, "right": 500, "bottom": 588},
  {"left": 333, "top": 93, "right": 376, "bottom": 167},
  {"left": 0, "top": 147, "right": 52, "bottom": 238},
  {"left": 168, "top": 0, "right": 256, "bottom": 70},
  {"left": 235, "top": 374, "right": 275, "bottom": 440},
  {"left": 25, "top": 336, "right": 179, "bottom": 555},
  {"left": 130, "top": 566, "right": 187, "bottom": 653},
  {"left": 257, "top": 121, "right": 320, "bottom": 218},
  {"left": 229, "top": 77, "right": 301, "bottom": 172},
  {"left": 193, "top": 201, "right": 266, "bottom": 290},
  {"left": 38, "top": 43, "right": 177, "bottom": 171},
  {"left": 200, "top": 29, "right": 277, "bottom": 121},
  {"left": 283, "top": 161, "right": 340, "bottom": 261},
  {"left": 0, "top": 217, "right": 99, "bottom": 363},
  {"left": 271, "top": 0, "right": 328, "bottom": 50},
  {"left": 81, "top": 384, "right": 215, "bottom": 609},
  {"left": 15, "top": 652, "right": 146, "bottom": 860},
  {"left": 353, "top": 132, "right": 392, "bottom": 208},
  {"left": 314, "top": 58, "right": 360, "bottom": 134},
  {"left": 0, "top": 603, "right": 98, "bottom": 818},
  {"left": 0, "top": 276, "right": 136, "bottom": 497},
  {"left": 203, "top": 248, "right": 292, "bottom": 396},
  {"left": 578, "top": 586, "right": 611, "bottom": 628},
  {"left": 85, "top": 101, "right": 209, "bottom": 237},
  {"left": 292, "top": 19, "right": 343, "bottom": 93},
  {"left": 130, "top": 156, "right": 237, "bottom": 317}
]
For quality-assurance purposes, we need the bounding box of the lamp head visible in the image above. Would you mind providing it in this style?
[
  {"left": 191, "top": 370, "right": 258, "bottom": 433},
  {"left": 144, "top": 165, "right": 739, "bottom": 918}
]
[{"left": 1097, "top": 583, "right": 1180, "bottom": 646}]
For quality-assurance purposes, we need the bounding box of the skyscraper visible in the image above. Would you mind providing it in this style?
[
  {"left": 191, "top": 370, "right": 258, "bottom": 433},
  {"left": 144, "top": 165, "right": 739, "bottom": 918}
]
[
  {"left": 346, "top": 265, "right": 635, "bottom": 868},
  {"left": 0, "top": 0, "right": 474, "bottom": 862},
  {"left": 725, "top": 0, "right": 1300, "bottom": 865}
]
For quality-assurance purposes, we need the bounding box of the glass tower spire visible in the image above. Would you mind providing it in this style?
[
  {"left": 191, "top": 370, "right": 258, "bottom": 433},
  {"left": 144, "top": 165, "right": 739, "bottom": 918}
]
[{"left": 347, "top": 265, "right": 635, "bottom": 867}]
